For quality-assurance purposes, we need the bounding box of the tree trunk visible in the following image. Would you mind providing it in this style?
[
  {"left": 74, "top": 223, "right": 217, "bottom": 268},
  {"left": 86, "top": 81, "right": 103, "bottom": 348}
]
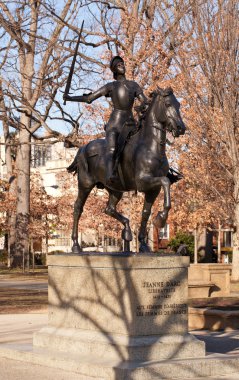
[
  {"left": 5, "top": 132, "right": 17, "bottom": 267},
  {"left": 197, "top": 228, "right": 213, "bottom": 263},
  {"left": 0, "top": 82, "right": 17, "bottom": 266},
  {"left": 231, "top": 193, "right": 239, "bottom": 281},
  {"left": 12, "top": 126, "right": 31, "bottom": 268},
  {"left": 8, "top": 213, "right": 17, "bottom": 267},
  {"left": 4, "top": 131, "right": 17, "bottom": 266}
]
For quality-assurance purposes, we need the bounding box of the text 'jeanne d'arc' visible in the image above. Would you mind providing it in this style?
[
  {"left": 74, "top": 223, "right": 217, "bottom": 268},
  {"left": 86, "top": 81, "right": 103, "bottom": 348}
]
[{"left": 142, "top": 281, "right": 180, "bottom": 288}]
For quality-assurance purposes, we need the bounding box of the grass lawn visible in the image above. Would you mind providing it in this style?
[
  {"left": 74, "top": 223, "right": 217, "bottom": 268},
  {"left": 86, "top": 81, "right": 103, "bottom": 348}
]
[
  {"left": 0, "top": 266, "right": 47, "bottom": 276},
  {"left": 0, "top": 288, "right": 48, "bottom": 314},
  {"left": 0, "top": 267, "right": 48, "bottom": 314}
]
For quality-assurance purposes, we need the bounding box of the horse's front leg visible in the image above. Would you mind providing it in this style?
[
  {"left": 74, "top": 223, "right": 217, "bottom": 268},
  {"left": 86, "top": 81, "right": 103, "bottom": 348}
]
[
  {"left": 72, "top": 187, "right": 92, "bottom": 253},
  {"left": 138, "top": 190, "right": 159, "bottom": 253},
  {"left": 154, "top": 176, "right": 171, "bottom": 228},
  {"left": 137, "top": 175, "right": 171, "bottom": 229},
  {"left": 105, "top": 190, "right": 132, "bottom": 252}
]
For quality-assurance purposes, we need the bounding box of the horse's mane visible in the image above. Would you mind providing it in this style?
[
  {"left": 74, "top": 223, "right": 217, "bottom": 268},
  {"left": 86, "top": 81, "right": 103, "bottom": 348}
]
[
  {"left": 149, "top": 86, "right": 174, "bottom": 99},
  {"left": 138, "top": 86, "right": 174, "bottom": 122},
  {"left": 129, "top": 86, "right": 175, "bottom": 137}
]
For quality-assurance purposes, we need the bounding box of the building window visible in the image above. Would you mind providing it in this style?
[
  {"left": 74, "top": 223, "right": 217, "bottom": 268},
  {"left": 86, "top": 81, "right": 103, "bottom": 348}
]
[
  {"left": 98, "top": 235, "right": 121, "bottom": 248},
  {"left": 223, "top": 230, "right": 232, "bottom": 247},
  {"left": 159, "top": 224, "right": 169, "bottom": 239},
  {"left": 31, "top": 145, "right": 52, "bottom": 168},
  {"left": 53, "top": 231, "right": 71, "bottom": 247}
]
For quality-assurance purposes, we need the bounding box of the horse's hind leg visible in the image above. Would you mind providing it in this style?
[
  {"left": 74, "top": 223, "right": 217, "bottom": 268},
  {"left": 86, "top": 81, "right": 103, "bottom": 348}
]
[
  {"left": 72, "top": 187, "right": 92, "bottom": 253},
  {"left": 105, "top": 190, "right": 132, "bottom": 252},
  {"left": 138, "top": 190, "right": 159, "bottom": 252}
]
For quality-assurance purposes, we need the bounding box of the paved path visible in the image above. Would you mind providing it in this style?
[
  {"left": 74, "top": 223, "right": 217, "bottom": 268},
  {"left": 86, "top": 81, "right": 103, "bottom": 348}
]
[
  {"left": 0, "top": 313, "right": 47, "bottom": 346},
  {"left": 193, "top": 330, "right": 239, "bottom": 355},
  {"left": 0, "top": 277, "right": 48, "bottom": 291},
  {"left": 0, "top": 357, "right": 82, "bottom": 380}
]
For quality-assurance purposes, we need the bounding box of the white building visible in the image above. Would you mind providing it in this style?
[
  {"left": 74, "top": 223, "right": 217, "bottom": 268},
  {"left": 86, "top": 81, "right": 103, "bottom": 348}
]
[
  {"left": 32, "top": 141, "right": 75, "bottom": 253},
  {"left": 0, "top": 136, "right": 76, "bottom": 253}
]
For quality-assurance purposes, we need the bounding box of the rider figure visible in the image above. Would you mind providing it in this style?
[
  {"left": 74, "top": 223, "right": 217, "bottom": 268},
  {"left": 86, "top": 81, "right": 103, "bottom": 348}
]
[{"left": 63, "top": 56, "right": 148, "bottom": 185}]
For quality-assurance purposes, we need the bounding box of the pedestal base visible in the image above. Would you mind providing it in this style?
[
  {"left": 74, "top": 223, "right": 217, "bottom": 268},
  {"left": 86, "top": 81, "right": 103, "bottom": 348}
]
[
  {"left": 33, "top": 253, "right": 206, "bottom": 378},
  {"left": 1, "top": 343, "right": 239, "bottom": 380},
  {"left": 34, "top": 327, "right": 204, "bottom": 361}
]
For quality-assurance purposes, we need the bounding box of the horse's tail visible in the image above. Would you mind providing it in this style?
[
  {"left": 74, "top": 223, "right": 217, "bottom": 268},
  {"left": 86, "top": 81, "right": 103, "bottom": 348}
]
[{"left": 67, "top": 147, "right": 88, "bottom": 176}]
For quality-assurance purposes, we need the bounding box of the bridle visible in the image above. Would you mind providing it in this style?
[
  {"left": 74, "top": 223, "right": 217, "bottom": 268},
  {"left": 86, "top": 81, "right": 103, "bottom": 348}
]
[{"left": 153, "top": 91, "right": 181, "bottom": 138}]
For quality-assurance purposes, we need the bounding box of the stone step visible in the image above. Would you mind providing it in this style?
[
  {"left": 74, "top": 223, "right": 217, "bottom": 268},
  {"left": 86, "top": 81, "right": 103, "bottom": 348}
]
[
  {"left": 1, "top": 343, "right": 239, "bottom": 380},
  {"left": 33, "top": 326, "right": 205, "bottom": 361}
]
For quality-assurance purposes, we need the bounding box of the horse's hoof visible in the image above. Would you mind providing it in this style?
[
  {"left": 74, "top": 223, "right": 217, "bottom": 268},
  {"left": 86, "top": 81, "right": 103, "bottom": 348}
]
[
  {"left": 123, "top": 240, "right": 131, "bottom": 252},
  {"left": 139, "top": 242, "right": 151, "bottom": 253},
  {"left": 122, "top": 227, "right": 133, "bottom": 241},
  {"left": 72, "top": 244, "right": 82, "bottom": 254}
]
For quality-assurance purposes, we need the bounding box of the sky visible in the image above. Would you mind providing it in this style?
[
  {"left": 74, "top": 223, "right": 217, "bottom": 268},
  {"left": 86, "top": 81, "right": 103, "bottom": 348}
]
[{"left": 0, "top": 0, "right": 111, "bottom": 138}]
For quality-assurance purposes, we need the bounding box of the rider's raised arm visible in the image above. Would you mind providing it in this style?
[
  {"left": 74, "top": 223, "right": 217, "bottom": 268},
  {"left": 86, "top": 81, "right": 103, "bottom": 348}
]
[{"left": 63, "top": 83, "right": 112, "bottom": 103}]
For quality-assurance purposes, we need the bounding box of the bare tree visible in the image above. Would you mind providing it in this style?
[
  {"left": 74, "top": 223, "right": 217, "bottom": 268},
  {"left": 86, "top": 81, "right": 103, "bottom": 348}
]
[{"left": 0, "top": 0, "right": 88, "bottom": 266}]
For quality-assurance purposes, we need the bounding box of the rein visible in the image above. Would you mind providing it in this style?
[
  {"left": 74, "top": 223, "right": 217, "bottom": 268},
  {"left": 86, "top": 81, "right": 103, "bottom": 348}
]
[
  {"left": 142, "top": 92, "right": 167, "bottom": 132},
  {"left": 150, "top": 122, "right": 165, "bottom": 131},
  {"left": 147, "top": 98, "right": 176, "bottom": 137}
]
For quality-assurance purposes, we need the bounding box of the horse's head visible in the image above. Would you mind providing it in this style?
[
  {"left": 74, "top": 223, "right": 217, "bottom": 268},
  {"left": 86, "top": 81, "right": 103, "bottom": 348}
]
[{"left": 152, "top": 87, "right": 186, "bottom": 137}]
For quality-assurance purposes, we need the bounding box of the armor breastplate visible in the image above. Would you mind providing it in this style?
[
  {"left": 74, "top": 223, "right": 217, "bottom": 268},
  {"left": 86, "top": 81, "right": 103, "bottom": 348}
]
[{"left": 111, "top": 81, "right": 136, "bottom": 111}]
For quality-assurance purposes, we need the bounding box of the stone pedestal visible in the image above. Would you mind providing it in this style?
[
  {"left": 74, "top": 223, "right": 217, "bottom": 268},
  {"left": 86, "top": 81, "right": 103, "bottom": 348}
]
[{"left": 34, "top": 253, "right": 205, "bottom": 363}]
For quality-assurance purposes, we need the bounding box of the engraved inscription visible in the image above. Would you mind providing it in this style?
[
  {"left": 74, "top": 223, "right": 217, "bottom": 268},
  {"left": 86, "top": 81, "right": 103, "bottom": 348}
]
[
  {"left": 136, "top": 303, "right": 187, "bottom": 317},
  {"left": 136, "top": 280, "right": 187, "bottom": 317},
  {"left": 142, "top": 281, "right": 180, "bottom": 288},
  {"left": 142, "top": 281, "right": 180, "bottom": 300}
]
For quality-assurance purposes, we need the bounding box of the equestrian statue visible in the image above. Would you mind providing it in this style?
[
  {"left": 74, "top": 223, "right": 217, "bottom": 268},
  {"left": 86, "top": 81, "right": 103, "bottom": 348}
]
[{"left": 63, "top": 54, "right": 186, "bottom": 253}]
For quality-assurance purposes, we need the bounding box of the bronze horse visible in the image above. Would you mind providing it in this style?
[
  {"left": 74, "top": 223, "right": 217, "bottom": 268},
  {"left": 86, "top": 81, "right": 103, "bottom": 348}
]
[{"left": 68, "top": 87, "right": 186, "bottom": 253}]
